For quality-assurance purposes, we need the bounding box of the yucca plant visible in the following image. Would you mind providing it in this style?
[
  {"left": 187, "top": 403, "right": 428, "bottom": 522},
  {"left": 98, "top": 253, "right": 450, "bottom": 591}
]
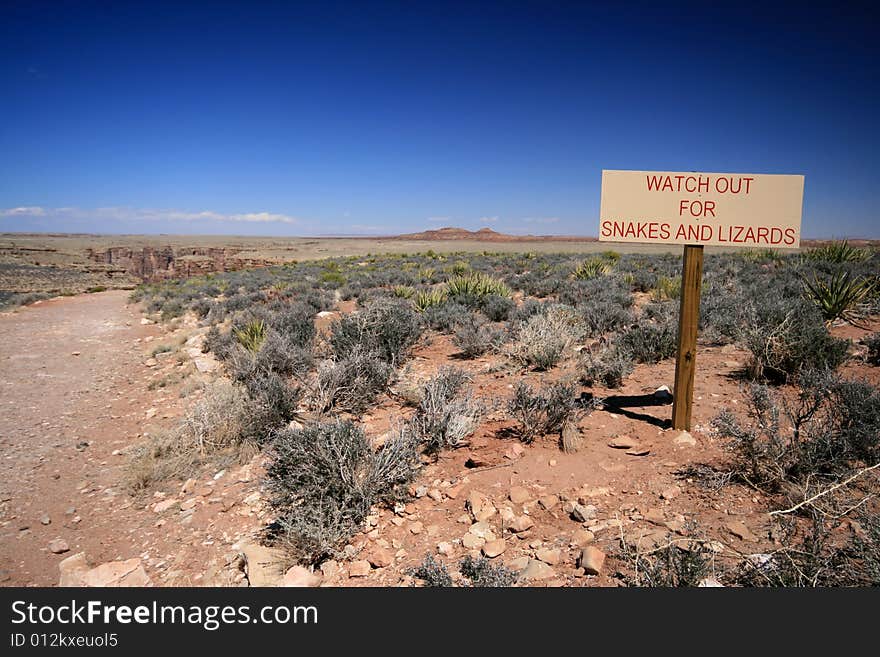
[
  {"left": 573, "top": 256, "right": 611, "bottom": 280},
  {"left": 392, "top": 285, "right": 415, "bottom": 299},
  {"left": 234, "top": 319, "right": 267, "bottom": 352},
  {"left": 413, "top": 288, "right": 448, "bottom": 312},
  {"left": 804, "top": 270, "right": 875, "bottom": 326},
  {"left": 652, "top": 276, "right": 682, "bottom": 301},
  {"left": 804, "top": 240, "right": 871, "bottom": 263},
  {"left": 445, "top": 272, "right": 512, "bottom": 299},
  {"left": 418, "top": 267, "right": 436, "bottom": 283}
]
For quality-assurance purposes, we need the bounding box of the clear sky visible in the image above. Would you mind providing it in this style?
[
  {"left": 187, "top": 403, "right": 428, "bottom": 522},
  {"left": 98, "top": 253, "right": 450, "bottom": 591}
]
[{"left": 1, "top": 1, "right": 877, "bottom": 237}]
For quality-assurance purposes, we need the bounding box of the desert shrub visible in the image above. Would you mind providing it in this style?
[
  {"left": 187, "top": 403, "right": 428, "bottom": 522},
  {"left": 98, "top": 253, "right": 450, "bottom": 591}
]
[
  {"left": 407, "top": 367, "right": 481, "bottom": 452},
  {"left": 265, "top": 301, "right": 316, "bottom": 348},
  {"left": 507, "top": 306, "right": 579, "bottom": 370},
  {"left": 453, "top": 314, "right": 504, "bottom": 358},
  {"left": 864, "top": 332, "right": 880, "bottom": 365},
  {"left": 803, "top": 270, "right": 874, "bottom": 326},
  {"left": 421, "top": 301, "right": 468, "bottom": 332},
  {"left": 740, "top": 299, "right": 848, "bottom": 382},
  {"left": 617, "top": 537, "right": 713, "bottom": 587},
  {"left": 480, "top": 293, "right": 515, "bottom": 321},
  {"left": 713, "top": 371, "right": 880, "bottom": 491},
  {"left": 617, "top": 320, "right": 677, "bottom": 364},
  {"left": 240, "top": 371, "right": 302, "bottom": 442},
  {"left": 507, "top": 380, "right": 580, "bottom": 443},
  {"left": 313, "top": 347, "right": 392, "bottom": 415},
  {"left": 253, "top": 331, "right": 313, "bottom": 378},
  {"left": 266, "top": 421, "right": 420, "bottom": 563},
  {"left": 127, "top": 381, "right": 254, "bottom": 491},
  {"left": 409, "top": 555, "right": 453, "bottom": 587},
  {"left": 509, "top": 298, "right": 546, "bottom": 324},
  {"left": 580, "top": 300, "right": 633, "bottom": 337},
  {"left": 330, "top": 298, "right": 422, "bottom": 366},
  {"left": 580, "top": 346, "right": 635, "bottom": 388},
  {"left": 459, "top": 555, "right": 516, "bottom": 587}
]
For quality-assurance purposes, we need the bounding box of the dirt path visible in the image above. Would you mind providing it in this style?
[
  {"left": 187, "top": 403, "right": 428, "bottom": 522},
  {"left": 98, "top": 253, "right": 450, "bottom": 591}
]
[{"left": 0, "top": 292, "right": 261, "bottom": 587}]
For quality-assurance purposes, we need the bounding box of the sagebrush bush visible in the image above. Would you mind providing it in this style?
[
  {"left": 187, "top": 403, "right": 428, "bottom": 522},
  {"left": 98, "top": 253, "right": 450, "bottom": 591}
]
[
  {"left": 407, "top": 367, "right": 481, "bottom": 452},
  {"left": 864, "top": 332, "right": 880, "bottom": 365},
  {"left": 480, "top": 294, "right": 515, "bottom": 321},
  {"left": 507, "top": 306, "right": 578, "bottom": 370},
  {"left": 507, "top": 380, "right": 580, "bottom": 443},
  {"left": 740, "top": 299, "right": 848, "bottom": 382},
  {"left": 459, "top": 555, "right": 516, "bottom": 587},
  {"left": 617, "top": 320, "right": 677, "bottom": 364},
  {"left": 580, "top": 345, "right": 635, "bottom": 388},
  {"left": 421, "top": 301, "right": 469, "bottom": 332},
  {"left": 331, "top": 298, "right": 422, "bottom": 366},
  {"left": 713, "top": 370, "right": 880, "bottom": 490},
  {"left": 409, "top": 555, "right": 453, "bottom": 587},
  {"left": 453, "top": 314, "right": 504, "bottom": 358},
  {"left": 127, "top": 381, "right": 254, "bottom": 491},
  {"left": 313, "top": 346, "right": 393, "bottom": 415},
  {"left": 266, "top": 421, "right": 420, "bottom": 563}
]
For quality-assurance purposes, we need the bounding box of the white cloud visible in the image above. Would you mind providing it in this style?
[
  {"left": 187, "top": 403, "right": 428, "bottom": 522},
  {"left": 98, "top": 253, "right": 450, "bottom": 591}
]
[
  {"left": 521, "top": 216, "right": 559, "bottom": 224},
  {"left": 426, "top": 216, "right": 451, "bottom": 224},
  {"left": 0, "top": 206, "right": 298, "bottom": 224},
  {"left": 478, "top": 216, "right": 499, "bottom": 224},
  {"left": 0, "top": 206, "right": 46, "bottom": 216}
]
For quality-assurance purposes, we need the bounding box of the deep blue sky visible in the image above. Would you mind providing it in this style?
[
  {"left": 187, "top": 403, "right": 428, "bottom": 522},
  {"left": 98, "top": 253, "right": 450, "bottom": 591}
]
[{"left": 1, "top": 1, "right": 877, "bottom": 237}]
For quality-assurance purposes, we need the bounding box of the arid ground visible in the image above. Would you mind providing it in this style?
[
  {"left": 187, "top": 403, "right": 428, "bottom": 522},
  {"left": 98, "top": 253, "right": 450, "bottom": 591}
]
[{"left": 1, "top": 235, "right": 879, "bottom": 587}]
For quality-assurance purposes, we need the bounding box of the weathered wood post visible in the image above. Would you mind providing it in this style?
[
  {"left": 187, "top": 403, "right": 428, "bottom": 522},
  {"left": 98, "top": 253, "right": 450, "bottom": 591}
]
[{"left": 671, "top": 245, "right": 704, "bottom": 430}]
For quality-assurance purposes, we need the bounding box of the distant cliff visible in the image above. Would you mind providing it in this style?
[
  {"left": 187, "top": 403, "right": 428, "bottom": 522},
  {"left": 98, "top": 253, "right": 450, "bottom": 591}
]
[{"left": 85, "top": 246, "right": 279, "bottom": 282}]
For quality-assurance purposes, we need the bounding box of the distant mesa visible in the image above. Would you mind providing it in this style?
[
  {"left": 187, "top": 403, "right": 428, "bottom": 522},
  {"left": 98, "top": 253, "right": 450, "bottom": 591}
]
[{"left": 391, "top": 226, "right": 594, "bottom": 242}]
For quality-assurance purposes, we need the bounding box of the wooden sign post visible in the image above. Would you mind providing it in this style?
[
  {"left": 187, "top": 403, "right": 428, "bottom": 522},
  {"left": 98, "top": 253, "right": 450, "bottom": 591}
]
[
  {"left": 671, "top": 245, "right": 703, "bottom": 430},
  {"left": 598, "top": 170, "right": 804, "bottom": 431}
]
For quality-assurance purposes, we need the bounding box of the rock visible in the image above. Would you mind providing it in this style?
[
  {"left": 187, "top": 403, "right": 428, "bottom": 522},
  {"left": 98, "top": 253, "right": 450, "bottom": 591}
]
[
  {"left": 181, "top": 478, "right": 196, "bottom": 494},
  {"left": 673, "top": 431, "right": 697, "bottom": 446},
  {"left": 81, "top": 559, "right": 151, "bottom": 587},
  {"left": 194, "top": 357, "right": 218, "bottom": 373},
  {"left": 58, "top": 552, "right": 90, "bottom": 586},
  {"left": 660, "top": 485, "right": 681, "bottom": 500},
  {"left": 180, "top": 498, "right": 198, "bottom": 511},
  {"left": 608, "top": 436, "right": 639, "bottom": 449},
  {"left": 508, "top": 515, "right": 535, "bottom": 533},
  {"left": 654, "top": 386, "right": 673, "bottom": 402},
  {"left": 140, "top": 317, "right": 154, "bottom": 325},
  {"left": 504, "top": 444, "right": 525, "bottom": 460},
  {"left": 48, "top": 538, "right": 69, "bottom": 554},
  {"left": 570, "top": 503, "right": 598, "bottom": 523},
  {"left": 509, "top": 486, "right": 531, "bottom": 504},
  {"left": 445, "top": 484, "right": 462, "bottom": 500},
  {"left": 571, "top": 529, "right": 595, "bottom": 546},
  {"left": 644, "top": 508, "right": 666, "bottom": 525},
  {"left": 726, "top": 520, "right": 759, "bottom": 543},
  {"left": 462, "top": 533, "right": 485, "bottom": 550},
  {"left": 519, "top": 559, "right": 556, "bottom": 581},
  {"left": 626, "top": 447, "right": 651, "bottom": 456},
  {"left": 508, "top": 556, "right": 531, "bottom": 572},
  {"left": 535, "top": 548, "right": 561, "bottom": 566},
  {"left": 408, "top": 521, "right": 424, "bottom": 535},
  {"left": 70, "top": 351, "right": 81, "bottom": 356},
  {"left": 320, "top": 560, "right": 341, "bottom": 579},
  {"left": 414, "top": 485, "right": 428, "bottom": 498},
  {"left": 365, "top": 546, "right": 394, "bottom": 568},
  {"left": 538, "top": 495, "right": 559, "bottom": 510},
  {"left": 482, "top": 539, "right": 507, "bottom": 558},
  {"left": 468, "top": 522, "right": 493, "bottom": 539},
  {"left": 282, "top": 566, "right": 322, "bottom": 587},
  {"left": 427, "top": 489, "right": 444, "bottom": 502},
  {"left": 698, "top": 577, "right": 725, "bottom": 587},
  {"left": 578, "top": 546, "right": 606, "bottom": 575},
  {"left": 145, "top": 408, "right": 157, "bottom": 419},
  {"left": 145, "top": 358, "right": 158, "bottom": 368},
  {"left": 437, "top": 542, "right": 455, "bottom": 557},
  {"left": 348, "top": 560, "right": 371, "bottom": 577},
  {"left": 40, "top": 513, "right": 51, "bottom": 525},
  {"left": 467, "top": 491, "right": 497, "bottom": 523},
  {"left": 153, "top": 499, "right": 179, "bottom": 513},
  {"left": 240, "top": 543, "right": 285, "bottom": 587}
]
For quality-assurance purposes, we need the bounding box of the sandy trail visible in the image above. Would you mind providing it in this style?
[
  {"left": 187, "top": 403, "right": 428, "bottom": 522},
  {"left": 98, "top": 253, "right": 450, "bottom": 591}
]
[{"left": 0, "top": 291, "right": 162, "bottom": 585}]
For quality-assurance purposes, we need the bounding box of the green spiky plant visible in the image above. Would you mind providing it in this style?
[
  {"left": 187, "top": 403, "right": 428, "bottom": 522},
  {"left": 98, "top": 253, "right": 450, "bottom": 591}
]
[
  {"left": 413, "top": 288, "right": 448, "bottom": 312},
  {"left": 444, "top": 272, "right": 511, "bottom": 299},
  {"left": 234, "top": 319, "right": 267, "bottom": 352},
  {"left": 572, "top": 256, "right": 612, "bottom": 280},
  {"left": 804, "top": 240, "right": 871, "bottom": 263},
  {"left": 804, "top": 270, "right": 875, "bottom": 326}
]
